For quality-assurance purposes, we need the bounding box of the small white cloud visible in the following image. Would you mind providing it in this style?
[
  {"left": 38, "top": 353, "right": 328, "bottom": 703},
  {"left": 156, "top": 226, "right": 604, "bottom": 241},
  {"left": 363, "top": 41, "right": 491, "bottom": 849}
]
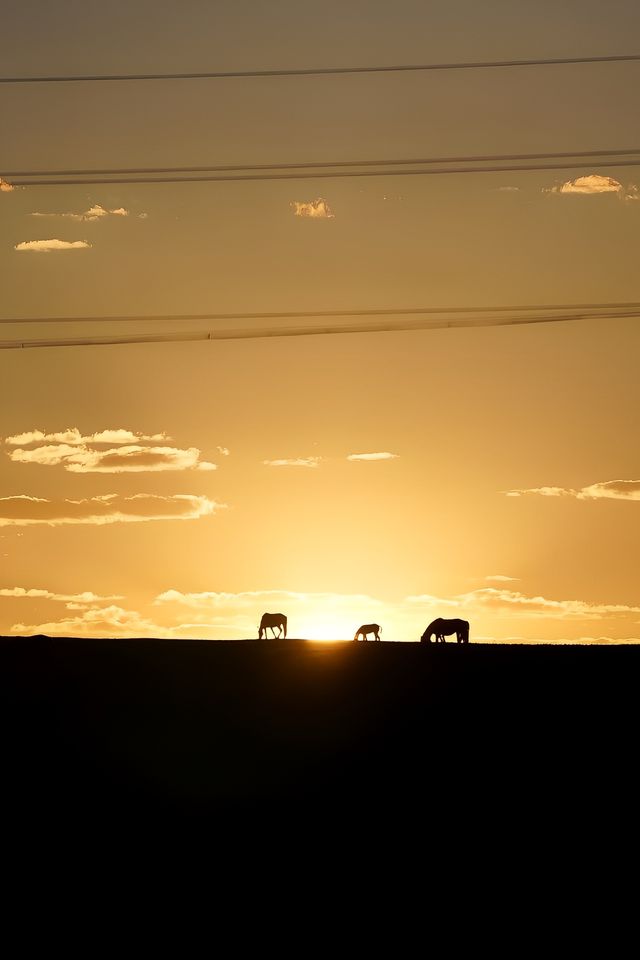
[
  {"left": 548, "top": 174, "right": 623, "bottom": 195},
  {"left": 263, "top": 457, "right": 321, "bottom": 468},
  {"left": 292, "top": 198, "right": 334, "bottom": 219},
  {"left": 196, "top": 461, "right": 217, "bottom": 471},
  {"left": 497, "top": 186, "right": 520, "bottom": 192},
  {"left": 14, "top": 239, "right": 90, "bottom": 253},
  {"left": 138, "top": 213, "right": 149, "bottom": 219},
  {"left": 1, "top": 178, "right": 15, "bottom": 192},
  {"left": 485, "top": 575, "right": 520, "bottom": 583},
  {"left": 217, "top": 446, "right": 230, "bottom": 456},
  {"left": 347, "top": 452, "right": 399, "bottom": 462}
]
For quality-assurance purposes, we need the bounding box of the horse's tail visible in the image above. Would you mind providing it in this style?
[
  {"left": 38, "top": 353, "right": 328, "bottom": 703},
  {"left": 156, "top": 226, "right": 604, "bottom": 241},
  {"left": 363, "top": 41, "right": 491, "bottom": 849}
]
[{"left": 282, "top": 615, "right": 287, "bottom": 638}]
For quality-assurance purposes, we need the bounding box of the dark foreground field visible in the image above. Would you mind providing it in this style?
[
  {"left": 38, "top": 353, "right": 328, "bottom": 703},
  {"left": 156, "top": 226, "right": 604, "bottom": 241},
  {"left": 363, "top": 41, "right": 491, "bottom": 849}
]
[{"left": 1, "top": 637, "right": 637, "bottom": 824}]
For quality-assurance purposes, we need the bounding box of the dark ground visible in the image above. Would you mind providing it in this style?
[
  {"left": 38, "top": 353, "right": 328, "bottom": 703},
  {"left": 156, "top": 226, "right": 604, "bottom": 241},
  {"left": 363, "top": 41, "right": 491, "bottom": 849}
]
[{"left": 1, "top": 637, "right": 637, "bottom": 830}]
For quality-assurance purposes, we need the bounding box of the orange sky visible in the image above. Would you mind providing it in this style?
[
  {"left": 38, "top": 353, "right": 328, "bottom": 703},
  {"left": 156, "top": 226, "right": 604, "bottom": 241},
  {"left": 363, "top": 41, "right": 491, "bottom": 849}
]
[{"left": 1, "top": 2, "right": 639, "bottom": 642}]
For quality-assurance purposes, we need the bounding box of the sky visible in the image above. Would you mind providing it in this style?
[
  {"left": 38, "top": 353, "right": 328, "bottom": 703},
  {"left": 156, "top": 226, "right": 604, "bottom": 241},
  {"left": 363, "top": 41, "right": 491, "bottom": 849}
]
[{"left": 1, "top": 1, "right": 639, "bottom": 642}]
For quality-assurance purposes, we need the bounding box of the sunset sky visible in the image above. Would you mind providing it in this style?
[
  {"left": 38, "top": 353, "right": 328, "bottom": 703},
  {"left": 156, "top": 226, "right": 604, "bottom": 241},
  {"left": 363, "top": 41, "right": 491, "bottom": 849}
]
[{"left": 1, "top": 1, "right": 639, "bottom": 642}]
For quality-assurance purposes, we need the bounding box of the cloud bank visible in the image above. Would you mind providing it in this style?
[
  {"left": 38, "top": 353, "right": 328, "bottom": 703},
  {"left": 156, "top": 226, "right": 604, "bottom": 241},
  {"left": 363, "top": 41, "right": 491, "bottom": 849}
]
[
  {"left": 0, "top": 178, "right": 15, "bottom": 192},
  {"left": 0, "top": 494, "right": 222, "bottom": 527},
  {"left": 8, "top": 443, "right": 216, "bottom": 473},
  {"left": 505, "top": 480, "right": 640, "bottom": 501},
  {"left": 4, "top": 428, "right": 217, "bottom": 473},
  {"left": 406, "top": 586, "right": 640, "bottom": 620}
]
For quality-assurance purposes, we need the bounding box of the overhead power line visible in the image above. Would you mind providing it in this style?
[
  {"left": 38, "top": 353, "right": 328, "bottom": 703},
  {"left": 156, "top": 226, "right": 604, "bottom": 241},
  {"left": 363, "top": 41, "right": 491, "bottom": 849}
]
[
  {"left": 1, "top": 53, "right": 639, "bottom": 84},
  {"left": 7, "top": 157, "right": 640, "bottom": 187},
  {"left": 3, "top": 301, "right": 640, "bottom": 327},
  {"left": 2, "top": 306, "right": 638, "bottom": 351},
  {"left": 5, "top": 148, "right": 640, "bottom": 180}
]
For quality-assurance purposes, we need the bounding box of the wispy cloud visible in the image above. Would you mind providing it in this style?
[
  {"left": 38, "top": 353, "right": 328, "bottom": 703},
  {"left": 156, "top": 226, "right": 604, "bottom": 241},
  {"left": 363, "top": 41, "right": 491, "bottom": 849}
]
[
  {"left": 5, "top": 428, "right": 169, "bottom": 446},
  {"left": 406, "top": 586, "right": 640, "bottom": 620},
  {"left": 217, "top": 446, "right": 230, "bottom": 456},
  {"left": 262, "top": 457, "right": 321, "bottom": 468},
  {"left": 30, "top": 204, "right": 130, "bottom": 222},
  {"left": 14, "top": 239, "right": 90, "bottom": 253},
  {"left": 8, "top": 443, "right": 216, "bottom": 473},
  {"left": 496, "top": 186, "right": 520, "bottom": 192},
  {"left": 347, "top": 452, "right": 399, "bottom": 462},
  {"left": 0, "top": 494, "right": 222, "bottom": 527},
  {"left": 0, "top": 586, "right": 123, "bottom": 606},
  {"left": 1, "top": 178, "right": 15, "bottom": 192},
  {"left": 505, "top": 480, "right": 640, "bottom": 501},
  {"left": 485, "top": 575, "right": 520, "bottom": 582},
  {"left": 292, "top": 198, "right": 334, "bottom": 219}
]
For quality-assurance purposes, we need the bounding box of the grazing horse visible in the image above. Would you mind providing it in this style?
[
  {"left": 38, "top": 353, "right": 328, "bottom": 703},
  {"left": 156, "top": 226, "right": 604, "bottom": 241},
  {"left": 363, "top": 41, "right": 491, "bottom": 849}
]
[
  {"left": 420, "top": 618, "right": 469, "bottom": 644},
  {"left": 354, "top": 623, "right": 381, "bottom": 642},
  {"left": 258, "top": 612, "right": 287, "bottom": 639}
]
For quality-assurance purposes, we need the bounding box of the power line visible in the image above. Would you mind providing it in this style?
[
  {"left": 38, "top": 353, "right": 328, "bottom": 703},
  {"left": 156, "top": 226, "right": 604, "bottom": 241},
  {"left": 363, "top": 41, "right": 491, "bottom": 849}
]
[
  {"left": 3, "top": 301, "right": 640, "bottom": 327},
  {"left": 8, "top": 158, "right": 640, "bottom": 187},
  {"left": 2, "top": 307, "right": 638, "bottom": 351},
  {"left": 1, "top": 53, "right": 639, "bottom": 84},
  {"left": 6, "top": 148, "right": 640, "bottom": 180}
]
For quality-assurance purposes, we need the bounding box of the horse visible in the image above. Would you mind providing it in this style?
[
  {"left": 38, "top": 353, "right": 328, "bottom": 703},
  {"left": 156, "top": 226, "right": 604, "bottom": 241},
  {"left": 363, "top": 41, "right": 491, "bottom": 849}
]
[
  {"left": 420, "top": 618, "right": 469, "bottom": 644},
  {"left": 354, "top": 623, "right": 381, "bottom": 642},
  {"left": 258, "top": 612, "right": 288, "bottom": 639}
]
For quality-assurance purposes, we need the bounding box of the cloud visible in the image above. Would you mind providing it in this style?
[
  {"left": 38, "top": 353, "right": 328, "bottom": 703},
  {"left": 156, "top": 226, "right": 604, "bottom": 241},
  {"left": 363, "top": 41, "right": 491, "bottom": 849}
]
[
  {"left": 496, "top": 186, "right": 520, "bottom": 192},
  {"left": 262, "top": 457, "right": 320, "bottom": 468},
  {"left": 504, "top": 480, "right": 640, "bottom": 501},
  {"left": 347, "top": 452, "right": 399, "bottom": 462},
  {"left": 0, "top": 587, "right": 123, "bottom": 605},
  {"left": 550, "top": 174, "right": 623, "bottom": 195},
  {"left": 0, "top": 494, "right": 222, "bottom": 527},
  {"left": 4, "top": 429, "right": 218, "bottom": 473},
  {"left": 0, "top": 178, "right": 15, "bottom": 192},
  {"left": 11, "top": 605, "right": 162, "bottom": 638},
  {"left": 485, "top": 575, "right": 520, "bottom": 583},
  {"left": 30, "top": 204, "right": 130, "bottom": 222},
  {"left": 14, "top": 239, "right": 90, "bottom": 253},
  {"left": 292, "top": 198, "right": 335, "bottom": 219},
  {"left": 217, "top": 446, "right": 230, "bottom": 456},
  {"left": 406, "top": 586, "right": 640, "bottom": 621},
  {"left": 546, "top": 174, "right": 639, "bottom": 201},
  {"left": 5, "top": 428, "right": 169, "bottom": 446},
  {"left": 8, "top": 443, "right": 217, "bottom": 473}
]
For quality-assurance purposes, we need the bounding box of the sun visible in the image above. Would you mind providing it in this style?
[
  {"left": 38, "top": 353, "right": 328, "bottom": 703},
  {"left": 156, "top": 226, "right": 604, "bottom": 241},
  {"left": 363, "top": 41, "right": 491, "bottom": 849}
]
[{"left": 296, "top": 613, "right": 353, "bottom": 642}]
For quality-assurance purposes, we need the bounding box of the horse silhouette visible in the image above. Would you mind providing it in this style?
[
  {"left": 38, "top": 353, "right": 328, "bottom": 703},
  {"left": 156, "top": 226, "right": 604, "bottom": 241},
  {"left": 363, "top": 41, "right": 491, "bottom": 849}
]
[
  {"left": 258, "top": 612, "right": 287, "bottom": 639},
  {"left": 354, "top": 623, "right": 381, "bottom": 642},
  {"left": 420, "top": 618, "right": 469, "bottom": 644}
]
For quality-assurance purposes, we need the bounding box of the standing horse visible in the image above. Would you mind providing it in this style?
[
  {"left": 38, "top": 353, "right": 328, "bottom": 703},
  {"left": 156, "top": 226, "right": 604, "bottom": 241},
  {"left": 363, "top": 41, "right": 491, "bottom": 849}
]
[
  {"left": 258, "top": 612, "right": 287, "bottom": 639},
  {"left": 354, "top": 623, "right": 381, "bottom": 642},
  {"left": 420, "top": 618, "right": 469, "bottom": 644}
]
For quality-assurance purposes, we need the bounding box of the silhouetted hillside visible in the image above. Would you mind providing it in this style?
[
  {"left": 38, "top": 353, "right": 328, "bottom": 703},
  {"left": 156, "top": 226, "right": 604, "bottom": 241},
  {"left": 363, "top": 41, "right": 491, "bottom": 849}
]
[{"left": 1, "top": 638, "right": 636, "bottom": 824}]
